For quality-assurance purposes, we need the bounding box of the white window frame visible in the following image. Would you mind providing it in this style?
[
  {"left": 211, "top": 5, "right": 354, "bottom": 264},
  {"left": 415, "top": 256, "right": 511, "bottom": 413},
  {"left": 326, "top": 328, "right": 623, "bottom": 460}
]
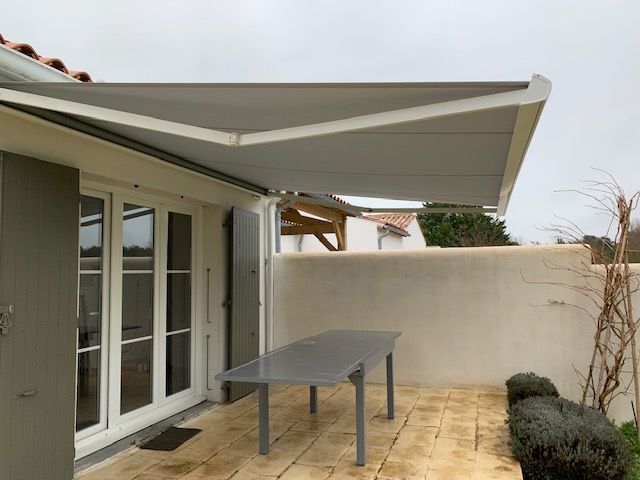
[
  {"left": 75, "top": 182, "right": 203, "bottom": 458},
  {"left": 75, "top": 188, "right": 112, "bottom": 442}
]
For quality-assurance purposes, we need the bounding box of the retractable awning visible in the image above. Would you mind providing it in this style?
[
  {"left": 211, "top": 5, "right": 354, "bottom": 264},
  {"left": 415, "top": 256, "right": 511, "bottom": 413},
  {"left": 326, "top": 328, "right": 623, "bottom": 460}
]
[{"left": 0, "top": 75, "right": 550, "bottom": 215}]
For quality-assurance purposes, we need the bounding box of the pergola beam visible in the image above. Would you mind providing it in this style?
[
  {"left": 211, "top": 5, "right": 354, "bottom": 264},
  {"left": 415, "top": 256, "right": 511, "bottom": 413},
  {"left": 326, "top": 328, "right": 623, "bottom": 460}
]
[
  {"left": 281, "top": 224, "right": 334, "bottom": 236},
  {"left": 313, "top": 233, "right": 338, "bottom": 252}
]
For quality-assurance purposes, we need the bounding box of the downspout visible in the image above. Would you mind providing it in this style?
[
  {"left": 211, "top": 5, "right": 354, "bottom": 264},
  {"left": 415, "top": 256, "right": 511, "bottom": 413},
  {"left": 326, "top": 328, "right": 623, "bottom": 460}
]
[
  {"left": 274, "top": 201, "right": 290, "bottom": 254},
  {"left": 264, "top": 197, "right": 279, "bottom": 352},
  {"left": 0, "top": 44, "right": 80, "bottom": 82},
  {"left": 377, "top": 226, "right": 391, "bottom": 250}
]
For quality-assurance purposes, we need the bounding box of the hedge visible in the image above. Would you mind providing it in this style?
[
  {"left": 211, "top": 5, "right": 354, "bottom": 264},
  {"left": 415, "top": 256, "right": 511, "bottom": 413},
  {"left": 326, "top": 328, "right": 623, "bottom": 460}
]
[
  {"left": 505, "top": 372, "right": 559, "bottom": 407},
  {"left": 509, "top": 396, "right": 632, "bottom": 480}
]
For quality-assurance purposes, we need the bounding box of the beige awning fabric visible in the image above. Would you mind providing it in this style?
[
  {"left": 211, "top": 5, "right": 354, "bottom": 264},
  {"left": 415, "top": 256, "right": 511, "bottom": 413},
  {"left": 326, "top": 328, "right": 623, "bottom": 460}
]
[{"left": 0, "top": 75, "right": 550, "bottom": 214}]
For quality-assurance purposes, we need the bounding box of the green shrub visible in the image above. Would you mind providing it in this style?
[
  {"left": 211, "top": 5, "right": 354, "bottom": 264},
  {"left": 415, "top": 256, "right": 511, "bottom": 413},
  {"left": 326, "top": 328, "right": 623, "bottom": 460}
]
[
  {"left": 509, "top": 396, "right": 632, "bottom": 480},
  {"left": 505, "top": 372, "right": 559, "bottom": 407},
  {"left": 619, "top": 421, "right": 640, "bottom": 479}
]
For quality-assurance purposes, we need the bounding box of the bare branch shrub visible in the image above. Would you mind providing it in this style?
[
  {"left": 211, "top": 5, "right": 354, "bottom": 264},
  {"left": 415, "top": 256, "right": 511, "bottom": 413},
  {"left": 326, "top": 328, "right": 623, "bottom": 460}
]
[{"left": 543, "top": 172, "right": 639, "bottom": 435}]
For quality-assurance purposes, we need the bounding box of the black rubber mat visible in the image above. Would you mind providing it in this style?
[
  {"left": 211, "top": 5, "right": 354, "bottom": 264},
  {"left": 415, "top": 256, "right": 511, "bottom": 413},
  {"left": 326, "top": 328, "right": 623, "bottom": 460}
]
[{"left": 139, "top": 426, "right": 201, "bottom": 451}]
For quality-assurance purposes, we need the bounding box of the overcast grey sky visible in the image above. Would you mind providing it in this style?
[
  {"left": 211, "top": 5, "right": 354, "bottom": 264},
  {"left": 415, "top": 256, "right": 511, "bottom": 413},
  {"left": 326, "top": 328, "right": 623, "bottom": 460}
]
[{"left": 3, "top": 1, "right": 639, "bottom": 243}]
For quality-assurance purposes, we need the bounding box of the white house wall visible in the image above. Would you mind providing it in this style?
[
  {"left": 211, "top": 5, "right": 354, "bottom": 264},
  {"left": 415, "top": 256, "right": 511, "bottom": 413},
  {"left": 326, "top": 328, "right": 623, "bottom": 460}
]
[{"left": 0, "top": 104, "right": 270, "bottom": 406}]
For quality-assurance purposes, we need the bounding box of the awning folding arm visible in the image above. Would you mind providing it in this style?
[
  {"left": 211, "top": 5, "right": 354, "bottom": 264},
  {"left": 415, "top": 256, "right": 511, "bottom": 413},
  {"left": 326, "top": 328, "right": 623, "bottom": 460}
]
[
  {"left": 0, "top": 75, "right": 550, "bottom": 149},
  {"left": 271, "top": 191, "right": 498, "bottom": 214}
]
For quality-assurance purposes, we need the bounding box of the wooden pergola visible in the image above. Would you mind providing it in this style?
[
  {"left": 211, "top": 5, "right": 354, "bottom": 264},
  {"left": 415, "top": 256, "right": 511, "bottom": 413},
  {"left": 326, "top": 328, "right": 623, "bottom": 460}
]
[{"left": 278, "top": 194, "right": 355, "bottom": 251}]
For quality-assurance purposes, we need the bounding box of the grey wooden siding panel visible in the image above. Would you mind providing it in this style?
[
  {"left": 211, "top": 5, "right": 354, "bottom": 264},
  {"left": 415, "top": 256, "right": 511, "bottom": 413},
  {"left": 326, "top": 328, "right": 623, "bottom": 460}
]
[
  {"left": 0, "top": 152, "right": 79, "bottom": 480},
  {"left": 228, "top": 207, "right": 260, "bottom": 401}
]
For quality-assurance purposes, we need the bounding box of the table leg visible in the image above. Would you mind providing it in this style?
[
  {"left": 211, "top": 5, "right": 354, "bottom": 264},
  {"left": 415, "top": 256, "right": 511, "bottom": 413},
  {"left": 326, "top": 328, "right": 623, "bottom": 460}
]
[
  {"left": 386, "top": 352, "right": 394, "bottom": 419},
  {"left": 354, "top": 373, "right": 366, "bottom": 466},
  {"left": 258, "top": 383, "right": 269, "bottom": 455},
  {"left": 310, "top": 386, "right": 318, "bottom": 413}
]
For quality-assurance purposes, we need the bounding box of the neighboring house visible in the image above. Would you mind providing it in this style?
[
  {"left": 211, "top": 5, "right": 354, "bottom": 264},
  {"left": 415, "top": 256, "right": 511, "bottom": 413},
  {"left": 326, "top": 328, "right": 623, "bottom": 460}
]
[
  {"left": 281, "top": 211, "right": 427, "bottom": 252},
  {"left": 0, "top": 32, "right": 549, "bottom": 479}
]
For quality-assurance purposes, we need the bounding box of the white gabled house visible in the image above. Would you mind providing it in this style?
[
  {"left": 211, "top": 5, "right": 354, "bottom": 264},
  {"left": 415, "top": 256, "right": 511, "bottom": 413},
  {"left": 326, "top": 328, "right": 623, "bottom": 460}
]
[
  {"left": 281, "top": 211, "right": 427, "bottom": 252},
  {"left": 0, "top": 34, "right": 549, "bottom": 479}
]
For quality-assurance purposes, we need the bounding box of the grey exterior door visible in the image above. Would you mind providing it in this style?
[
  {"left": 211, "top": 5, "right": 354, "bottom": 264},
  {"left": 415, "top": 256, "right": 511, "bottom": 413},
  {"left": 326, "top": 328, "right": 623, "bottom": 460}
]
[
  {"left": 228, "top": 207, "right": 260, "bottom": 401},
  {"left": 0, "top": 152, "right": 79, "bottom": 479}
]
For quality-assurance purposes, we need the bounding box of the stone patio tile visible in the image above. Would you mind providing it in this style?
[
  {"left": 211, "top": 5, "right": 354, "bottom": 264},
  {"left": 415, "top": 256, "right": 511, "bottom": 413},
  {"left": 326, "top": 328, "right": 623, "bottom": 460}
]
[
  {"left": 368, "top": 415, "right": 407, "bottom": 434},
  {"left": 477, "top": 434, "right": 513, "bottom": 457},
  {"left": 477, "top": 422, "right": 509, "bottom": 438},
  {"left": 74, "top": 385, "right": 523, "bottom": 480},
  {"left": 171, "top": 434, "right": 232, "bottom": 462},
  {"left": 143, "top": 456, "right": 199, "bottom": 478},
  {"left": 77, "top": 454, "right": 160, "bottom": 480},
  {"left": 474, "top": 451, "right": 523, "bottom": 480},
  {"left": 228, "top": 471, "right": 276, "bottom": 480},
  {"left": 272, "top": 404, "right": 310, "bottom": 422},
  {"left": 386, "top": 442, "right": 431, "bottom": 471},
  {"left": 442, "top": 410, "right": 478, "bottom": 424},
  {"left": 366, "top": 429, "right": 398, "bottom": 450},
  {"left": 477, "top": 410, "right": 508, "bottom": 426},
  {"left": 396, "top": 425, "right": 438, "bottom": 446},
  {"left": 290, "top": 419, "right": 332, "bottom": 433},
  {"left": 343, "top": 444, "right": 389, "bottom": 466},
  {"left": 239, "top": 447, "right": 300, "bottom": 476},
  {"left": 271, "top": 430, "right": 319, "bottom": 451},
  {"left": 317, "top": 387, "right": 339, "bottom": 402},
  {"left": 300, "top": 406, "right": 345, "bottom": 422},
  {"left": 328, "top": 413, "right": 357, "bottom": 434},
  {"left": 419, "top": 387, "right": 450, "bottom": 397},
  {"left": 439, "top": 421, "right": 477, "bottom": 441},
  {"left": 295, "top": 432, "right": 354, "bottom": 467},
  {"left": 477, "top": 394, "right": 508, "bottom": 411},
  {"left": 134, "top": 473, "right": 174, "bottom": 480},
  {"left": 449, "top": 389, "right": 479, "bottom": 400},
  {"left": 426, "top": 464, "right": 475, "bottom": 480},
  {"left": 406, "top": 411, "right": 443, "bottom": 427},
  {"left": 380, "top": 397, "right": 418, "bottom": 417},
  {"left": 279, "top": 464, "right": 332, "bottom": 480},
  {"left": 378, "top": 460, "right": 427, "bottom": 480},
  {"left": 182, "top": 449, "right": 252, "bottom": 479},
  {"left": 182, "top": 410, "right": 238, "bottom": 429},
  {"left": 330, "top": 458, "right": 381, "bottom": 480},
  {"left": 430, "top": 438, "right": 475, "bottom": 468}
]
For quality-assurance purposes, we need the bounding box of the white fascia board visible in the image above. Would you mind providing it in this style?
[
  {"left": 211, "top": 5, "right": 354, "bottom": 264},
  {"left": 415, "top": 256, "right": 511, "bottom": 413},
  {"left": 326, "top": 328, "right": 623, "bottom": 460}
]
[
  {"left": 0, "top": 83, "right": 529, "bottom": 148},
  {"left": 496, "top": 74, "right": 552, "bottom": 216}
]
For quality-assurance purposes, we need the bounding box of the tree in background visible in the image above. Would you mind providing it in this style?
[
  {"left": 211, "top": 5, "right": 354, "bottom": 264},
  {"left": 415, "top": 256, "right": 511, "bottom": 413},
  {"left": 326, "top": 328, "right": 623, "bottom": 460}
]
[
  {"left": 630, "top": 220, "right": 640, "bottom": 263},
  {"left": 417, "top": 203, "right": 517, "bottom": 247},
  {"left": 557, "top": 227, "right": 640, "bottom": 263}
]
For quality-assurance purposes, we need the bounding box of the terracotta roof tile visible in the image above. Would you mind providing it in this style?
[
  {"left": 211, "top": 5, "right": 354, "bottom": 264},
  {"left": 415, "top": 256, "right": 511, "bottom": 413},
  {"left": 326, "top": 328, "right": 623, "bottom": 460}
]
[
  {"left": 0, "top": 32, "right": 92, "bottom": 82},
  {"left": 363, "top": 213, "right": 416, "bottom": 233}
]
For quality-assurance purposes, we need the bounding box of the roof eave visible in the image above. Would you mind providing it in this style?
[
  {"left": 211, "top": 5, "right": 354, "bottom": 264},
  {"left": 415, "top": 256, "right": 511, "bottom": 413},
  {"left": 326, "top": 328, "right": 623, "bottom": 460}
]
[{"left": 0, "top": 44, "right": 79, "bottom": 83}]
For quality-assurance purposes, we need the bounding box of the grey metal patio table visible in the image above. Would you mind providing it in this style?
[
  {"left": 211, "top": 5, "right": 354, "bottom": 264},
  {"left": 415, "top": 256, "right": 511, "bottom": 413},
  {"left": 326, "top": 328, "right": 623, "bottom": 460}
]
[{"left": 215, "top": 329, "right": 401, "bottom": 466}]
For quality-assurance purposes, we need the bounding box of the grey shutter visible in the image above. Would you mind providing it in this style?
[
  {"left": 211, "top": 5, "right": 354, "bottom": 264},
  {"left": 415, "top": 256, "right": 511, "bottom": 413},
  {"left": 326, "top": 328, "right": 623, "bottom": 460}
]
[
  {"left": 228, "top": 207, "right": 260, "bottom": 401},
  {"left": 0, "top": 152, "right": 79, "bottom": 479}
]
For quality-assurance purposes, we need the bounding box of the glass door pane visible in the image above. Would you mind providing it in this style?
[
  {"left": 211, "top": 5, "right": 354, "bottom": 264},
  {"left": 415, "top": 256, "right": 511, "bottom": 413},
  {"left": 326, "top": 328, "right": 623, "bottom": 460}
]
[
  {"left": 121, "top": 203, "right": 155, "bottom": 414},
  {"left": 166, "top": 212, "right": 192, "bottom": 396},
  {"left": 77, "top": 195, "right": 104, "bottom": 431}
]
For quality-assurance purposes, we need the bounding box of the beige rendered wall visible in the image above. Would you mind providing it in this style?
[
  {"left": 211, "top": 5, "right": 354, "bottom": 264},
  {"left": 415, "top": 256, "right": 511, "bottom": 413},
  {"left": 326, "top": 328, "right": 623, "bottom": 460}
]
[{"left": 274, "top": 244, "right": 640, "bottom": 422}]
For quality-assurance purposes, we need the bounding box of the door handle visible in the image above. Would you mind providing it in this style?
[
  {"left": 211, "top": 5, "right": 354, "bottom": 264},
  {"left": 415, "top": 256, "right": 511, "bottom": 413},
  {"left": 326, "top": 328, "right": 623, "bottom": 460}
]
[{"left": 15, "top": 388, "right": 38, "bottom": 398}]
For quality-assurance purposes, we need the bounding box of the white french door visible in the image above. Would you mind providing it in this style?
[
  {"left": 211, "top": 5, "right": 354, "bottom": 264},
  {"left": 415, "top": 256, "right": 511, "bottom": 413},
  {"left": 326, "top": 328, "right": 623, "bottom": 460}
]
[{"left": 75, "top": 188, "right": 198, "bottom": 455}]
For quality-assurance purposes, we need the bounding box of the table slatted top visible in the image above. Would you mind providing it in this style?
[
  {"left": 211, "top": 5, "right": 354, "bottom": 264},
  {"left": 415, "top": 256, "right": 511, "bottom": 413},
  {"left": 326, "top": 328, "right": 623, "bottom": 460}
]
[{"left": 215, "top": 330, "right": 400, "bottom": 386}]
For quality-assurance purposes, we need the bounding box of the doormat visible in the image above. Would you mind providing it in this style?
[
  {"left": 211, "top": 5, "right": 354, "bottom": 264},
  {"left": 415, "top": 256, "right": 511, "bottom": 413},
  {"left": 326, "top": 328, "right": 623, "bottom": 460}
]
[{"left": 139, "top": 426, "right": 201, "bottom": 451}]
